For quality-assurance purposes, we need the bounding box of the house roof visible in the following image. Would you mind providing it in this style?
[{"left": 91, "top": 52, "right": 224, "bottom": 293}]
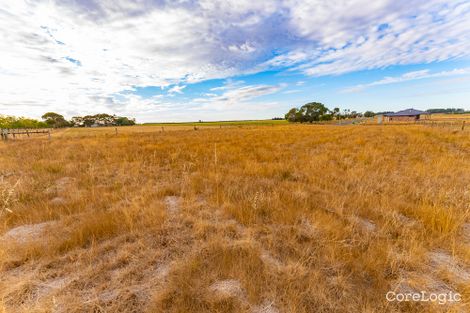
[{"left": 383, "top": 108, "right": 430, "bottom": 116}]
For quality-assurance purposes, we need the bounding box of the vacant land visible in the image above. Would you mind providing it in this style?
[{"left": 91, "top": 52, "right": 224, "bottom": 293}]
[
  {"left": 430, "top": 113, "right": 470, "bottom": 120},
  {"left": 1, "top": 124, "right": 469, "bottom": 313},
  {"left": 143, "top": 119, "right": 288, "bottom": 127}
]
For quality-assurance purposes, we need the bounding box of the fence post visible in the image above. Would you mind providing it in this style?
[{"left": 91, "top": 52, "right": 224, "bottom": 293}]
[
  {"left": 462, "top": 121, "right": 466, "bottom": 131},
  {"left": 115, "top": 127, "right": 118, "bottom": 135},
  {"left": 161, "top": 127, "right": 164, "bottom": 132}
]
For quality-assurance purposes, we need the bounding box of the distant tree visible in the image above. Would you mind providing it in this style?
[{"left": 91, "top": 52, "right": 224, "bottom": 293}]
[
  {"left": 364, "top": 111, "right": 375, "bottom": 117},
  {"left": 285, "top": 102, "right": 334, "bottom": 123},
  {"left": 300, "top": 102, "right": 329, "bottom": 123},
  {"left": 426, "top": 108, "right": 468, "bottom": 114},
  {"left": 350, "top": 111, "right": 361, "bottom": 118},
  {"left": 69, "top": 114, "right": 136, "bottom": 127},
  {"left": 285, "top": 108, "right": 301, "bottom": 122},
  {"left": 83, "top": 116, "right": 95, "bottom": 127},
  {"left": 332, "top": 107, "right": 340, "bottom": 120},
  {"left": 0, "top": 115, "right": 47, "bottom": 129},
  {"left": 41, "top": 112, "right": 69, "bottom": 128},
  {"left": 115, "top": 117, "right": 136, "bottom": 126}
]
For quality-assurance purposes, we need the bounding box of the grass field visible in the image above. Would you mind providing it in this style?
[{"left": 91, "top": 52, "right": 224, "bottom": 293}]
[
  {"left": 142, "top": 119, "right": 288, "bottom": 127},
  {"left": 1, "top": 124, "right": 469, "bottom": 312},
  {"left": 429, "top": 113, "right": 470, "bottom": 120}
]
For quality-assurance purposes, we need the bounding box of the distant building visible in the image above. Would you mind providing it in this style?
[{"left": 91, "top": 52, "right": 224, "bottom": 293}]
[{"left": 383, "top": 109, "right": 431, "bottom": 122}]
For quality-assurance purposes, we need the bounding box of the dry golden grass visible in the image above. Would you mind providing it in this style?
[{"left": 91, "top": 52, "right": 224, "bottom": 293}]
[
  {"left": 429, "top": 113, "right": 470, "bottom": 121},
  {"left": 0, "top": 124, "right": 469, "bottom": 313}
]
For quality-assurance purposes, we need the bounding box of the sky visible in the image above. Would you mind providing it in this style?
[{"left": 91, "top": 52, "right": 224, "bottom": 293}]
[{"left": 1, "top": 0, "right": 470, "bottom": 122}]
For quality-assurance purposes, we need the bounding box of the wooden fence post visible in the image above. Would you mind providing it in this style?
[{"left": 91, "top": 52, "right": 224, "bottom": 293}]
[
  {"left": 115, "top": 127, "right": 118, "bottom": 135},
  {"left": 462, "top": 121, "right": 466, "bottom": 131},
  {"left": 161, "top": 126, "right": 164, "bottom": 132}
]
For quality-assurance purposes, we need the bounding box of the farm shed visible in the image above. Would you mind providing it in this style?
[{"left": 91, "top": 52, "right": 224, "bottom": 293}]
[{"left": 383, "top": 108, "right": 431, "bottom": 122}]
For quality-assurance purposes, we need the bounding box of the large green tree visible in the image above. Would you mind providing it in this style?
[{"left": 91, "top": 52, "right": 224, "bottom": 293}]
[
  {"left": 299, "top": 102, "right": 329, "bottom": 122},
  {"left": 285, "top": 102, "right": 337, "bottom": 123},
  {"left": 285, "top": 108, "right": 302, "bottom": 122},
  {"left": 41, "top": 112, "right": 69, "bottom": 128},
  {"left": 0, "top": 115, "right": 47, "bottom": 129},
  {"left": 115, "top": 117, "right": 136, "bottom": 126}
]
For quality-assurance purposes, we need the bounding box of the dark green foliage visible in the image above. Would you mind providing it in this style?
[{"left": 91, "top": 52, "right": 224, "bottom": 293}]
[
  {"left": 41, "top": 112, "right": 69, "bottom": 128},
  {"left": 70, "top": 114, "right": 136, "bottom": 127},
  {"left": 285, "top": 102, "right": 334, "bottom": 123},
  {"left": 426, "top": 108, "right": 469, "bottom": 114},
  {"left": 0, "top": 115, "right": 48, "bottom": 129},
  {"left": 115, "top": 116, "right": 136, "bottom": 126},
  {"left": 285, "top": 103, "right": 371, "bottom": 123}
]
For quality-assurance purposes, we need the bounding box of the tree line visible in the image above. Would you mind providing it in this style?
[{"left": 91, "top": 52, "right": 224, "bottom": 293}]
[
  {"left": 0, "top": 116, "right": 48, "bottom": 129},
  {"left": 0, "top": 112, "right": 136, "bottom": 129},
  {"left": 285, "top": 102, "right": 375, "bottom": 123},
  {"left": 426, "top": 108, "right": 469, "bottom": 114}
]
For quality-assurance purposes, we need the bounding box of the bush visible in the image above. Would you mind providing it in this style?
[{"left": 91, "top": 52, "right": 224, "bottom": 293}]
[{"left": 0, "top": 115, "right": 48, "bottom": 129}]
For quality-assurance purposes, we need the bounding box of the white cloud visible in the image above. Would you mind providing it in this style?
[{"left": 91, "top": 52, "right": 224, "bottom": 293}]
[
  {"left": 228, "top": 42, "right": 256, "bottom": 53},
  {"left": 0, "top": 0, "right": 469, "bottom": 120},
  {"left": 168, "top": 85, "right": 187, "bottom": 94},
  {"left": 280, "top": 1, "right": 470, "bottom": 76},
  {"left": 192, "top": 83, "right": 285, "bottom": 116},
  {"left": 283, "top": 89, "right": 302, "bottom": 94},
  {"left": 342, "top": 68, "right": 470, "bottom": 92}
]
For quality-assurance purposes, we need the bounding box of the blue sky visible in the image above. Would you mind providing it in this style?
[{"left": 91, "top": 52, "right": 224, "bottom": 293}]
[{"left": 1, "top": 1, "right": 469, "bottom": 122}]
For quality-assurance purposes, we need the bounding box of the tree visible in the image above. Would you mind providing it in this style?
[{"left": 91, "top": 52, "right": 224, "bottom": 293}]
[
  {"left": 350, "top": 111, "right": 361, "bottom": 118},
  {"left": 41, "top": 112, "right": 69, "bottom": 128},
  {"left": 0, "top": 115, "right": 47, "bottom": 129},
  {"left": 300, "top": 102, "right": 329, "bottom": 123},
  {"left": 426, "top": 108, "right": 468, "bottom": 114},
  {"left": 83, "top": 116, "right": 95, "bottom": 127},
  {"left": 69, "top": 114, "right": 136, "bottom": 127},
  {"left": 115, "top": 117, "right": 136, "bottom": 126},
  {"left": 285, "top": 102, "right": 334, "bottom": 123},
  {"left": 332, "top": 107, "right": 339, "bottom": 118},
  {"left": 364, "top": 111, "right": 375, "bottom": 117},
  {"left": 285, "top": 108, "right": 300, "bottom": 122}
]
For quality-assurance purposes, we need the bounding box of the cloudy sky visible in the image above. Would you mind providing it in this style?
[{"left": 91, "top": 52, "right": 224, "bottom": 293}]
[{"left": 1, "top": 0, "right": 470, "bottom": 122}]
